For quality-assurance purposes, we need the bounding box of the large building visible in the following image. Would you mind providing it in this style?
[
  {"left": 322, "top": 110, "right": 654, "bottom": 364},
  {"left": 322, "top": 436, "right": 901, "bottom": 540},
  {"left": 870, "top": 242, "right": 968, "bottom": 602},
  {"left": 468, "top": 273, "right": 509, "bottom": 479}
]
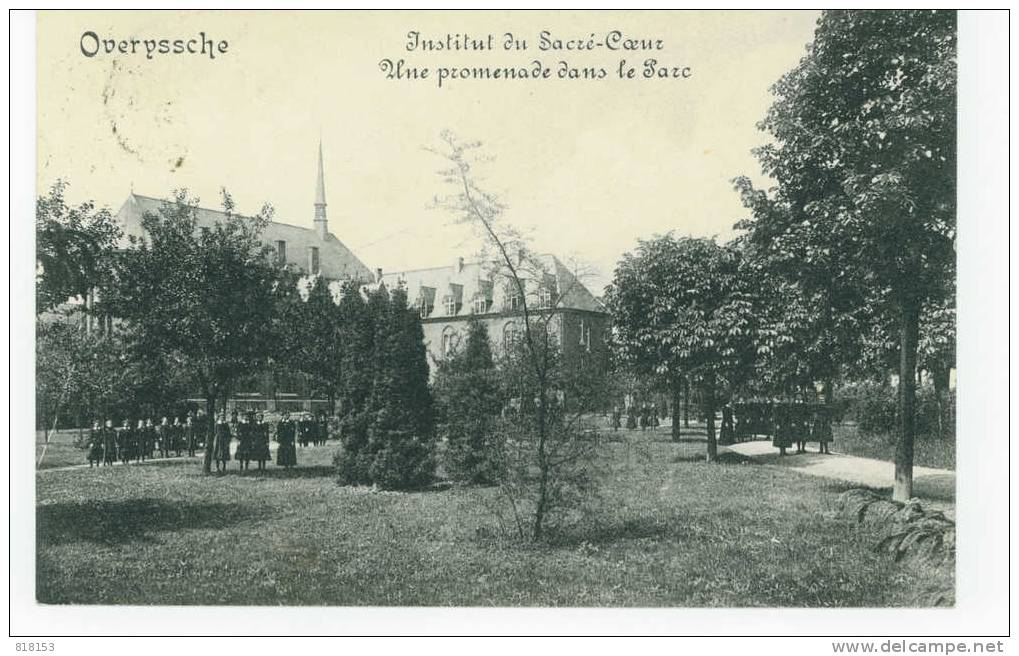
[
  {"left": 108, "top": 144, "right": 609, "bottom": 410},
  {"left": 380, "top": 255, "right": 610, "bottom": 370},
  {"left": 115, "top": 143, "right": 373, "bottom": 284}
]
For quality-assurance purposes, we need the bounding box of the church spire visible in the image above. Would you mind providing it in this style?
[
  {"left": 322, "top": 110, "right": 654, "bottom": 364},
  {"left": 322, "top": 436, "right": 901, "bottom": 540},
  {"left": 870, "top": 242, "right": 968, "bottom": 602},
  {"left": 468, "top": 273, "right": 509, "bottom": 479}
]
[{"left": 314, "top": 140, "right": 328, "bottom": 238}]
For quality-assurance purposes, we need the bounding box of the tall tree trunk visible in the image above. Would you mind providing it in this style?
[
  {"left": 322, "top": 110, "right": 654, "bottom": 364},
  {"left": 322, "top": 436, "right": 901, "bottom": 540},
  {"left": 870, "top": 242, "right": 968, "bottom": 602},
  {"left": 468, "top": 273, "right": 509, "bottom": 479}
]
[
  {"left": 704, "top": 377, "right": 717, "bottom": 462},
  {"left": 823, "top": 377, "right": 836, "bottom": 405},
  {"left": 931, "top": 364, "right": 951, "bottom": 439},
  {"left": 671, "top": 380, "right": 682, "bottom": 442},
  {"left": 202, "top": 393, "right": 216, "bottom": 474},
  {"left": 532, "top": 385, "right": 549, "bottom": 541},
  {"left": 683, "top": 377, "right": 690, "bottom": 428},
  {"left": 894, "top": 299, "right": 920, "bottom": 502}
]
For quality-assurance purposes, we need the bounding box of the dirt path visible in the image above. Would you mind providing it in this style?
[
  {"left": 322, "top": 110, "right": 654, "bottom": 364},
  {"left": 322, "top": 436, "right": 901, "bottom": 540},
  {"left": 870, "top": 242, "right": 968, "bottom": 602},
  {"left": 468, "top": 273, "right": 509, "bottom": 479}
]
[{"left": 723, "top": 440, "right": 955, "bottom": 503}]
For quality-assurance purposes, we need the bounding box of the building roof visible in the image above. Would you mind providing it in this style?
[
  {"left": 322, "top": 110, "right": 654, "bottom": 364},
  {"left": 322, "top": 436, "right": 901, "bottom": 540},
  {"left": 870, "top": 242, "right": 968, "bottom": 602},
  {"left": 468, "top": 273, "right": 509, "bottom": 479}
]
[
  {"left": 381, "top": 254, "right": 607, "bottom": 319},
  {"left": 114, "top": 193, "right": 373, "bottom": 281}
]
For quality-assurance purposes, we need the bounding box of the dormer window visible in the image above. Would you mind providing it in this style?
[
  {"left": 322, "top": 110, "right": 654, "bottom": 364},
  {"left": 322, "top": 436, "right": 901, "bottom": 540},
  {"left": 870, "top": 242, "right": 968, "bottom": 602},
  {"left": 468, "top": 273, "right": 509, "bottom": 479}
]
[
  {"left": 473, "top": 296, "right": 490, "bottom": 314},
  {"left": 444, "top": 295, "right": 457, "bottom": 316},
  {"left": 538, "top": 287, "right": 553, "bottom": 309},
  {"left": 419, "top": 299, "right": 433, "bottom": 318},
  {"left": 507, "top": 289, "right": 522, "bottom": 311},
  {"left": 276, "top": 240, "right": 287, "bottom": 265}
]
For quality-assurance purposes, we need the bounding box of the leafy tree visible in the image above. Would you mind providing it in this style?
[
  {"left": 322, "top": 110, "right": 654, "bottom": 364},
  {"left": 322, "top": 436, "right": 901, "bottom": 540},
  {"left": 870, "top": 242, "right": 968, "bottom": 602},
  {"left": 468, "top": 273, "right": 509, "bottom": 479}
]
[
  {"left": 434, "top": 317, "right": 504, "bottom": 484},
  {"left": 605, "top": 235, "right": 764, "bottom": 461},
  {"left": 35, "top": 319, "right": 129, "bottom": 438},
  {"left": 101, "top": 189, "right": 283, "bottom": 474},
  {"left": 739, "top": 10, "right": 956, "bottom": 500},
  {"left": 293, "top": 276, "right": 344, "bottom": 411},
  {"left": 36, "top": 180, "right": 121, "bottom": 314},
  {"left": 730, "top": 189, "right": 869, "bottom": 402}
]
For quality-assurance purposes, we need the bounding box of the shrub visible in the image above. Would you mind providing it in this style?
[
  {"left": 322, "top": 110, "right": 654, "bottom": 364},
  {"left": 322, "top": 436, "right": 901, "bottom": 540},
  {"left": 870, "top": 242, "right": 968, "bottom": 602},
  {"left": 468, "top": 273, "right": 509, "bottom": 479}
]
[{"left": 840, "top": 380, "right": 955, "bottom": 438}]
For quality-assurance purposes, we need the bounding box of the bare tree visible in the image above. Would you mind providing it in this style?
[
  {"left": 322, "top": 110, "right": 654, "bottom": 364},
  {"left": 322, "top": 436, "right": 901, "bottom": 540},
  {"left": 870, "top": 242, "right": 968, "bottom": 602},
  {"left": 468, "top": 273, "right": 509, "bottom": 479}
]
[{"left": 429, "top": 131, "right": 604, "bottom": 540}]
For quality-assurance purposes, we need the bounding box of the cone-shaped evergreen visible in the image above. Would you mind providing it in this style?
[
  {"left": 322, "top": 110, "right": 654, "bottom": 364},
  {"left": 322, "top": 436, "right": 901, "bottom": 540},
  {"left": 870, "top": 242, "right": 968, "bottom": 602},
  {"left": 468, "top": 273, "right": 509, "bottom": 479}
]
[
  {"left": 434, "top": 317, "right": 504, "bottom": 484},
  {"left": 335, "top": 283, "right": 436, "bottom": 489}
]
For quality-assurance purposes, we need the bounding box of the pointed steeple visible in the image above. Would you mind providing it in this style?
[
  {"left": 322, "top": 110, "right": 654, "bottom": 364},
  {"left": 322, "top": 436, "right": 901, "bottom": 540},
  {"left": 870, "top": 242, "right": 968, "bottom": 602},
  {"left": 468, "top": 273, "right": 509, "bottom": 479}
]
[{"left": 314, "top": 140, "right": 328, "bottom": 238}]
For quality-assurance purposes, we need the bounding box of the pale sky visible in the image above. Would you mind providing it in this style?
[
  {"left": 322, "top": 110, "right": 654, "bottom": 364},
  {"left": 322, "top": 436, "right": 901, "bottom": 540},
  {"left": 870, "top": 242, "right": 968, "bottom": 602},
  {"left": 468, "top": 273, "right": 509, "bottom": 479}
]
[{"left": 37, "top": 10, "right": 820, "bottom": 293}]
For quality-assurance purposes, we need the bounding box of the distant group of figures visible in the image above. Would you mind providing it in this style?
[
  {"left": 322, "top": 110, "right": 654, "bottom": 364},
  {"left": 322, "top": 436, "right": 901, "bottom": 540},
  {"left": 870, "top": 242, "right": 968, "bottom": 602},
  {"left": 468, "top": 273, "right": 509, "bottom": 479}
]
[
  {"left": 609, "top": 402, "right": 664, "bottom": 431},
  {"left": 723, "top": 401, "right": 835, "bottom": 455},
  {"left": 86, "top": 415, "right": 201, "bottom": 467},
  {"left": 85, "top": 410, "right": 331, "bottom": 472}
]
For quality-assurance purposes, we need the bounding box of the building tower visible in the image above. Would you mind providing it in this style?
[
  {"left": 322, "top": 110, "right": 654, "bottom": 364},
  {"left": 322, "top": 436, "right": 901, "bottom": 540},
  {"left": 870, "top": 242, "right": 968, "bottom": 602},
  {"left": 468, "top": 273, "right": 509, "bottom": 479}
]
[{"left": 314, "top": 141, "right": 328, "bottom": 239}]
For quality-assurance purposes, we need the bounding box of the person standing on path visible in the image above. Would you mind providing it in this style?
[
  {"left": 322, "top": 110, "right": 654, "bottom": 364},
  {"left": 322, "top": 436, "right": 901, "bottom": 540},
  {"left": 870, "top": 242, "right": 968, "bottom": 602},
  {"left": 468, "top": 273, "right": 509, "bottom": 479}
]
[
  {"left": 275, "top": 412, "right": 297, "bottom": 469},
  {"left": 101, "top": 418, "right": 117, "bottom": 466},
  {"left": 212, "top": 412, "right": 232, "bottom": 473},
  {"left": 253, "top": 412, "right": 271, "bottom": 471},
  {"left": 87, "top": 420, "right": 103, "bottom": 467}
]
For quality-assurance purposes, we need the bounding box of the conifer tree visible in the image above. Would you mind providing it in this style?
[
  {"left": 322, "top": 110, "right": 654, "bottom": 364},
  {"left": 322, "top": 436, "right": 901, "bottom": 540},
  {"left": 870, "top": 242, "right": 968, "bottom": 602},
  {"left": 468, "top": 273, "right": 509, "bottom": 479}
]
[
  {"left": 364, "top": 286, "right": 436, "bottom": 489},
  {"left": 434, "top": 317, "right": 504, "bottom": 484}
]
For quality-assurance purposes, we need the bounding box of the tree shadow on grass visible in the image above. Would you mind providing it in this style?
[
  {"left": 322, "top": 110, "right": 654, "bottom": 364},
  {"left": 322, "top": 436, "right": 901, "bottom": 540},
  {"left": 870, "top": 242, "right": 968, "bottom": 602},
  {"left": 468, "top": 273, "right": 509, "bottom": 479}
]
[
  {"left": 37, "top": 498, "right": 274, "bottom": 547},
  {"left": 549, "top": 515, "right": 678, "bottom": 548},
  {"left": 670, "top": 451, "right": 758, "bottom": 465}
]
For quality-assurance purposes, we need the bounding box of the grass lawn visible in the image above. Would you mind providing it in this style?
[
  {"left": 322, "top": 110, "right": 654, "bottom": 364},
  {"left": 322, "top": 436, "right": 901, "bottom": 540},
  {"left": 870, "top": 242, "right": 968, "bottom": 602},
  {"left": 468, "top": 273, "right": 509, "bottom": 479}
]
[
  {"left": 36, "top": 431, "right": 953, "bottom": 606},
  {"left": 36, "top": 430, "right": 94, "bottom": 470},
  {"left": 833, "top": 425, "right": 956, "bottom": 470}
]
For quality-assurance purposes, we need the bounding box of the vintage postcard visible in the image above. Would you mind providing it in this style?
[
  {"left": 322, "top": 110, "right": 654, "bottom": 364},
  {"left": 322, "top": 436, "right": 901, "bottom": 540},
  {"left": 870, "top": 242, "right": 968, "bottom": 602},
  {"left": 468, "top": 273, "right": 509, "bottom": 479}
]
[{"left": 11, "top": 7, "right": 1011, "bottom": 640}]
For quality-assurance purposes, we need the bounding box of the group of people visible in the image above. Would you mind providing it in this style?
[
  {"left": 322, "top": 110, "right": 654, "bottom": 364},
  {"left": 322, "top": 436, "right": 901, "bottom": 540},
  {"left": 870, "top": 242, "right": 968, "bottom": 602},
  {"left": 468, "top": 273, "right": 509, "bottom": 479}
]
[
  {"left": 86, "top": 415, "right": 201, "bottom": 466},
  {"left": 726, "top": 401, "right": 835, "bottom": 455},
  {"left": 85, "top": 409, "right": 331, "bottom": 471},
  {"left": 609, "top": 403, "right": 662, "bottom": 431}
]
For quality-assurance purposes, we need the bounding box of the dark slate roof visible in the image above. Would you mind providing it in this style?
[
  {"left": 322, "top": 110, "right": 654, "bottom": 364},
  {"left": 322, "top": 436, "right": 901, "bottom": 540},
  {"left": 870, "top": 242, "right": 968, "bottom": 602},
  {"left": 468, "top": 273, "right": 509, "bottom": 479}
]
[
  {"left": 114, "top": 193, "right": 373, "bottom": 281},
  {"left": 381, "top": 254, "right": 607, "bottom": 319}
]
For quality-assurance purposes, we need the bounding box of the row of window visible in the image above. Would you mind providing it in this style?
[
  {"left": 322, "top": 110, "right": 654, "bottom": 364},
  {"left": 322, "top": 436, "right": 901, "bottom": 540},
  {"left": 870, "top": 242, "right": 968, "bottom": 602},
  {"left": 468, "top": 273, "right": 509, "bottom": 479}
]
[
  {"left": 440, "top": 319, "right": 594, "bottom": 357},
  {"left": 420, "top": 288, "right": 556, "bottom": 318}
]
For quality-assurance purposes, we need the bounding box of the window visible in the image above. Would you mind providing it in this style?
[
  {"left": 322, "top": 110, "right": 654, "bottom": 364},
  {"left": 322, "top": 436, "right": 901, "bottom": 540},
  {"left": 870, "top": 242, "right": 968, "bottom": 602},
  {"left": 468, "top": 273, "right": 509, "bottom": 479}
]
[
  {"left": 444, "top": 295, "right": 458, "bottom": 316},
  {"left": 309, "top": 246, "right": 320, "bottom": 275},
  {"left": 503, "top": 322, "right": 520, "bottom": 352},
  {"left": 537, "top": 286, "right": 553, "bottom": 309},
  {"left": 441, "top": 327, "right": 459, "bottom": 357},
  {"left": 507, "top": 289, "right": 522, "bottom": 311},
  {"left": 419, "top": 299, "right": 434, "bottom": 318},
  {"left": 473, "top": 296, "right": 490, "bottom": 314},
  {"left": 579, "top": 318, "right": 592, "bottom": 351},
  {"left": 276, "top": 240, "right": 287, "bottom": 265}
]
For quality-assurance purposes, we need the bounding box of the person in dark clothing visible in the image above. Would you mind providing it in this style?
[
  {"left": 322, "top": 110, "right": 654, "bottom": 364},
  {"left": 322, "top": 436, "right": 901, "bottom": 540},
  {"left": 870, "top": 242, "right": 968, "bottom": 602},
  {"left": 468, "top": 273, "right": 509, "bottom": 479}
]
[
  {"left": 236, "top": 412, "right": 255, "bottom": 470},
  {"left": 171, "top": 417, "right": 184, "bottom": 457},
  {"left": 297, "top": 414, "right": 312, "bottom": 448},
  {"left": 117, "top": 419, "right": 133, "bottom": 465},
  {"left": 155, "top": 417, "right": 170, "bottom": 458},
  {"left": 212, "top": 412, "right": 232, "bottom": 473},
  {"left": 87, "top": 420, "right": 103, "bottom": 467},
  {"left": 276, "top": 412, "right": 297, "bottom": 468},
  {"left": 184, "top": 415, "right": 197, "bottom": 457},
  {"left": 315, "top": 413, "right": 329, "bottom": 446},
  {"left": 134, "top": 419, "right": 147, "bottom": 462},
  {"left": 143, "top": 418, "right": 156, "bottom": 459},
  {"left": 101, "top": 419, "right": 117, "bottom": 465},
  {"left": 252, "top": 413, "right": 271, "bottom": 471}
]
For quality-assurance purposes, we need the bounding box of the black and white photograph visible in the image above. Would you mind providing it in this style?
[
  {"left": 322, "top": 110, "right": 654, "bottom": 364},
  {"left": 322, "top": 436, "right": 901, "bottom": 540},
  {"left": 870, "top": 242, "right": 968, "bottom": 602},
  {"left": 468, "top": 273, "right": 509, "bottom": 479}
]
[{"left": 9, "top": 7, "right": 1011, "bottom": 643}]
